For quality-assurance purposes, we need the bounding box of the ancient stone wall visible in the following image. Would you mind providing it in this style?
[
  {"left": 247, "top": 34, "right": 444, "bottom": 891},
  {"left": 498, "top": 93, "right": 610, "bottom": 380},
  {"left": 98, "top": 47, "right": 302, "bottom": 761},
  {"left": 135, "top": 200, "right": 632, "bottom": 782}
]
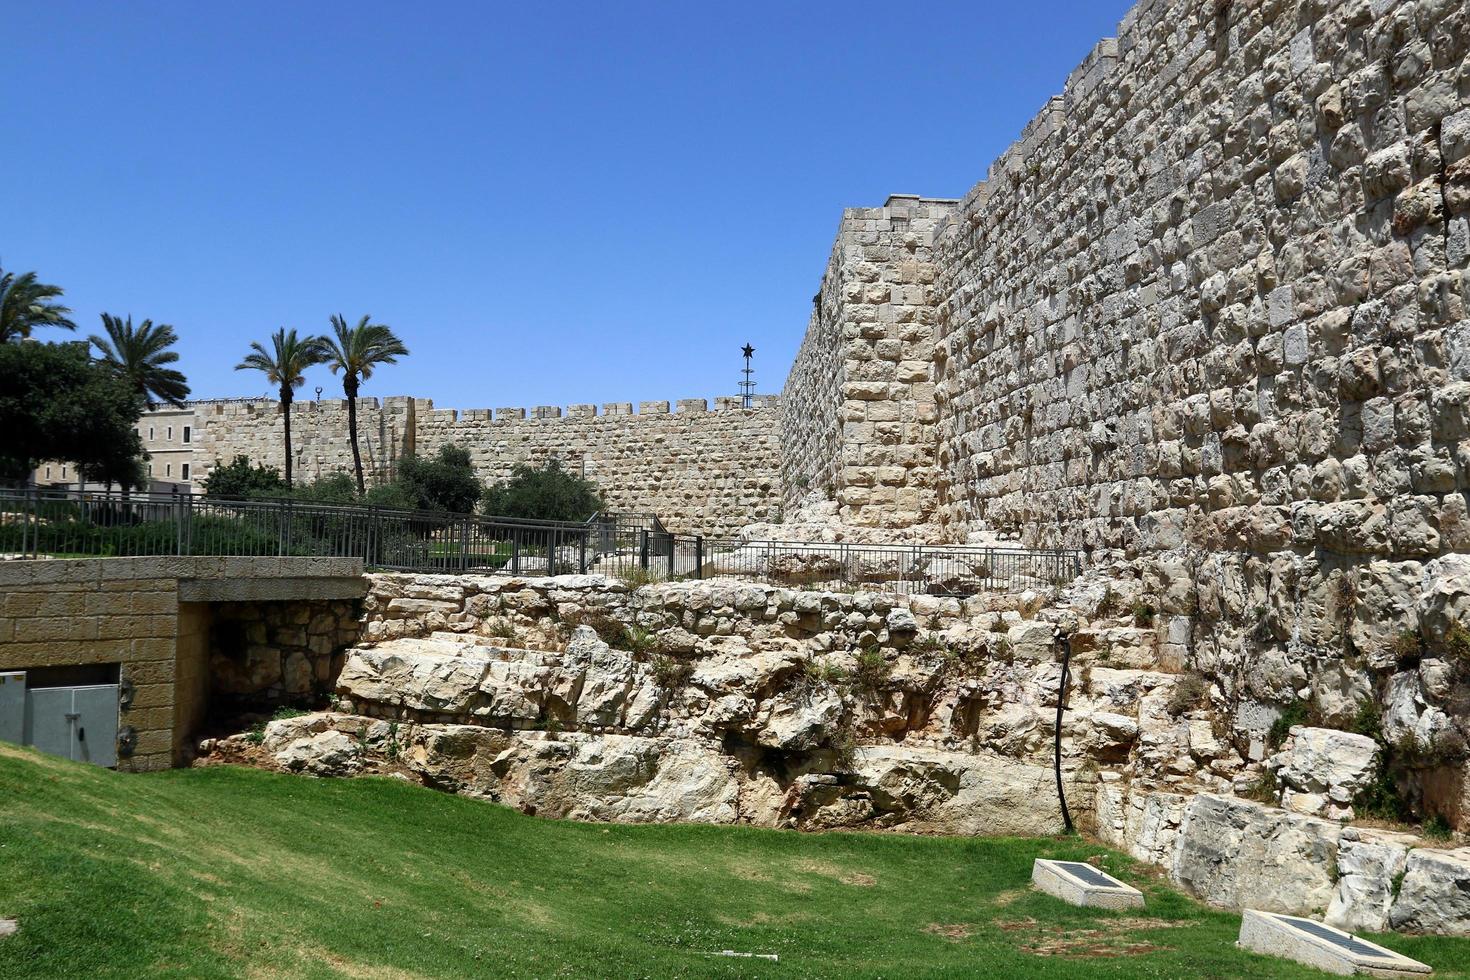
[
  {"left": 188, "top": 395, "right": 781, "bottom": 535},
  {"left": 781, "top": 196, "right": 955, "bottom": 531},
  {"left": 927, "top": 0, "right": 1470, "bottom": 556}
]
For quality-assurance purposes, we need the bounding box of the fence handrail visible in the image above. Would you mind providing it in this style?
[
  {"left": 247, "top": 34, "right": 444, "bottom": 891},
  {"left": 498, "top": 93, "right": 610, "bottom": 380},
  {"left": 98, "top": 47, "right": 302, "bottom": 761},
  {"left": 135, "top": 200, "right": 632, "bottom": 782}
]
[{"left": 0, "top": 486, "right": 1083, "bottom": 596}]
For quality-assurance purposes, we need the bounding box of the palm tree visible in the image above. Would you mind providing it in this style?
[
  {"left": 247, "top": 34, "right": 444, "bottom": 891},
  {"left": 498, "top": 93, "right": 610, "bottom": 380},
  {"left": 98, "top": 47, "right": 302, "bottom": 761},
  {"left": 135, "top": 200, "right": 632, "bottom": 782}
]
[
  {"left": 89, "top": 314, "right": 192, "bottom": 407},
  {"left": 0, "top": 264, "right": 76, "bottom": 342},
  {"left": 235, "top": 328, "right": 328, "bottom": 488},
  {"left": 321, "top": 314, "right": 409, "bottom": 493}
]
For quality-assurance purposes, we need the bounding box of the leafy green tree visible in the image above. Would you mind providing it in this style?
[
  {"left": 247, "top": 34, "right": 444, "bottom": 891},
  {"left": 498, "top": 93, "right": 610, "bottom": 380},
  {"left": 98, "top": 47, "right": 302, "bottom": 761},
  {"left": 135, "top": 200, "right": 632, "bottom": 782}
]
[
  {"left": 321, "top": 314, "right": 409, "bottom": 493},
  {"left": 234, "top": 328, "right": 328, "bottom": 489},
  {"left": 482, "top": 459, "right": 604, "bottom": 522},
  {"left": 89, "top": 314, "right": 191, "bottom": 407},
  {"left": 201, "top": 455, "right": 285, "bottom": 499},
  {"left": 0, "top": 265, "right": 76, "bottom": 342},
  {"left": 0, "top": 341, "right": 145, "bottom": 485},
  {"left": 388, "top": 445, "right": 483, "bottom": 513}
]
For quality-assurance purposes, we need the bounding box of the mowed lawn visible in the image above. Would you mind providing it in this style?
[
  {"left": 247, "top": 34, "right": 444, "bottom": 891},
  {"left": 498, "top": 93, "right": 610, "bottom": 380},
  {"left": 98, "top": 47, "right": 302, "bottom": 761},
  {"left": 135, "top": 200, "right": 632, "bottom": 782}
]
[{"left": 2, "top": 745, "right": 1467, "bottom": 980}]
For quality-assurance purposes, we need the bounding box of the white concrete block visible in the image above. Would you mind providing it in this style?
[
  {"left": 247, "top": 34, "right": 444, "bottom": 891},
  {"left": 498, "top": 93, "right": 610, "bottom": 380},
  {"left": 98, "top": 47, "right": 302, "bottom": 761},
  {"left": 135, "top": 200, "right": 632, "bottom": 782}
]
[
  {"left": 1237, "top": 909, "right": 1431, "bottom": 976},
  {"left": 1031, "top": 859, "right": 1145, "bottom": 910}
]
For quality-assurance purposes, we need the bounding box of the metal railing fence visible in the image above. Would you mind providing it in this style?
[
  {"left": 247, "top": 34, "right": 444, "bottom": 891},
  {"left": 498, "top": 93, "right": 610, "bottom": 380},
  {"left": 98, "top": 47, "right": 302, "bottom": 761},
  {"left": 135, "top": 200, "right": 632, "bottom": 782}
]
[{"left": 0, "top": 487, "right": 1082, "bottom": 596}]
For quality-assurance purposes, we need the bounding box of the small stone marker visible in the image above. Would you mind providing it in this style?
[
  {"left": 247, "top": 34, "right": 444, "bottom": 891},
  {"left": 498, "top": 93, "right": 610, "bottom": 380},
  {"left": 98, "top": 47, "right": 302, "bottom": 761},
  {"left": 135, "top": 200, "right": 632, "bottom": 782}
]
[
  {"left": 0, "top": 918, "right": 17, "bottom": 939},
  {"left": 1031, "top": 859, "right": 1144, "bottom": 910},
  {"left": 1238, "top": 910, "right": 1431, "bottom": 976}
]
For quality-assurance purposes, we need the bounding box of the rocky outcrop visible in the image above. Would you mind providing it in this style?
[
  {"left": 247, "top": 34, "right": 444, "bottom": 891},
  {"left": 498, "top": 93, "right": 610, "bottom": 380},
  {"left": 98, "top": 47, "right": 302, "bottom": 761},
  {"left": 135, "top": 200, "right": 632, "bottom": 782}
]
[{"left": 199, "top": 567, "right": 1468, "bottom": 935}]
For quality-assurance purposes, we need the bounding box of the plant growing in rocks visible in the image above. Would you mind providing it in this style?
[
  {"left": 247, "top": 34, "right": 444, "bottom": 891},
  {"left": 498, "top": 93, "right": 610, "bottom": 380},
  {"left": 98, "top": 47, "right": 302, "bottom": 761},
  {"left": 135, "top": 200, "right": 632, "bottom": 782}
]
[
  {"left": 1165, "top": 673, "right": 1210, "bottom": 717},
  {"left": 650, "top": 654, "right": 692, "bottom": 692},
  {"left": 1132, "top": 600, "right": 1156, "bottom": 628},
  {"left": 851, "top": 647, "right": 890, "bottom": 696}
]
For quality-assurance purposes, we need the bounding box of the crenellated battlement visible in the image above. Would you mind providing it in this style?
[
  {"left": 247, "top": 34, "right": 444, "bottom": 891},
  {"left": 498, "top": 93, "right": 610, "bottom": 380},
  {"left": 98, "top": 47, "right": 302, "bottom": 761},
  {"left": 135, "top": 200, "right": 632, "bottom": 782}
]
[{"left": 188, "top": 393, "right": 778, "bottom": 422}]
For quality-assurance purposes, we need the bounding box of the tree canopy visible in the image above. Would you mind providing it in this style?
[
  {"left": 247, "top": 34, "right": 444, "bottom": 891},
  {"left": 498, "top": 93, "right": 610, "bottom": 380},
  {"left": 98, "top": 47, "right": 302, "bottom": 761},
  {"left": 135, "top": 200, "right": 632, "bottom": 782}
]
[
  {"left": 201, "top": 455, "right": 286, "bottom": 499},
  {"left": 386, "top": 445, "right": 483, "bottom": 514},
  {"left": 90, "top": 314, "right": 191, "bottom": 407},
  {"left": 0, "top": 341, "right": 145, "bottom": 485},
  {"left": 482, "top": 459, "right": 604, "bottom": 523},
  {"left": 0, "top": 265, "right": 76, "bottom": 343}
]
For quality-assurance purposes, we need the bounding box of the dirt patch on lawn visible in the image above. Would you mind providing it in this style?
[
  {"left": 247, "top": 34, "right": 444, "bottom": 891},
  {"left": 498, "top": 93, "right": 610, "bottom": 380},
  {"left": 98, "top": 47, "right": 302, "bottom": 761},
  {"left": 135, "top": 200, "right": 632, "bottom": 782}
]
[
  {"left": 996, "top": 916, "right": 1184, "bottom": 958},
  {"left": 924, "top": 923, "right": 974, "bottom": 942}
]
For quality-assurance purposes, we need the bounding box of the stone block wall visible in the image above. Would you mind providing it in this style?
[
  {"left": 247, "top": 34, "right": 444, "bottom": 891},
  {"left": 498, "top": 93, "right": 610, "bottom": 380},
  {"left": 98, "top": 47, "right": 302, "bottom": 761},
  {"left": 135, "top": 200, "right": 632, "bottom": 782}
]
[
  {"left": 0, "top": 562, "right": 186, "bottom": 771},
  {"left": 0, "top": 557, "right": 365, "bottom": 770},
  {"left": 188, "top": 395, "right": 781, "bottom": 535},
  {"left": 781, "top": 196, "right": 955, "bottom": 530},
  {"left": 193, "top": 396, "right": 418, "bottom": 488},
  {"left": 414, "top": 398, "right": 781, "bottom": 534},
  {"left": 927, "top": 0, "right": 1470, "bottom": 555}
]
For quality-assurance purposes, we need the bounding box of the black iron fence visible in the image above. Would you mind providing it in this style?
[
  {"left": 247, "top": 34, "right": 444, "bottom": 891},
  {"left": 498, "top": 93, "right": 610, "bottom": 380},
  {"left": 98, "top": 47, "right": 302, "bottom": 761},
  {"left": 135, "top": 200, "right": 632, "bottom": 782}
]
[{"left": 0, "top": 488, "right": 1081, "bottom": 596}]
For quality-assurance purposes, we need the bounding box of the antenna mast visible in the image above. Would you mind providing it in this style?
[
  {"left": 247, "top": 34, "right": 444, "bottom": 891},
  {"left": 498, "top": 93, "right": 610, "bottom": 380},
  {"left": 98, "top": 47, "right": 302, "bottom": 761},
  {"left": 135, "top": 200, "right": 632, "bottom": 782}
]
[{"left": 740, "top": 344, "right": 756, "bottom": 409}]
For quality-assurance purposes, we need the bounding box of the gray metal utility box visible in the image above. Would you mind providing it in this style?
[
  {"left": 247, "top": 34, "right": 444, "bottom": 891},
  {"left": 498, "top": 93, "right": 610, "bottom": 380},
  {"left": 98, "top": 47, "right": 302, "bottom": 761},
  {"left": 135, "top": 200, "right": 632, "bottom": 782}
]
[{"left": 1, "top": 669, "right": 120, "bottom": 768}]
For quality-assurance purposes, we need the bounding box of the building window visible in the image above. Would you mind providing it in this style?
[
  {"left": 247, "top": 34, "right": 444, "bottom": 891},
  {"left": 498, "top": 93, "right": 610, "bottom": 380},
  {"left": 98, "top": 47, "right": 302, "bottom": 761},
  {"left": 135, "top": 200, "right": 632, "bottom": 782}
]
[
  {"left": 182, "top": 425, "right": 191, "bottom": 444},
  {"left": 61, "top": 466, "right": 68, "bottom": 479},
  {"left": 148, "top": 426, "right": 155, "bottom": 440},
  {"left": 167, "top": 426, "right": 173, "bottom": 440},
  {"left": 181, "top": 463, "right": 191, "bottom": 480},
  {"left": 165, "top": 463, "right": 172, "bottom": 477},
  {"left": 45, "top": 466, "right": 51, "bottom": 479}
]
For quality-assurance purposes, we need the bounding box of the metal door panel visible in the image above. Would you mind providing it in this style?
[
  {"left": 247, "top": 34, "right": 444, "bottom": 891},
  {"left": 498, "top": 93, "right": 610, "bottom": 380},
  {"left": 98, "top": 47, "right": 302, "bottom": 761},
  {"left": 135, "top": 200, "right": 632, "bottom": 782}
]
[
  {"left": 22, "top": 688, "right": 74, "bottom": 761},
  {"left": 0, "top": 673, "right": 23, "bottom": 746},
  {"left": 71, "top": 685, "right": 119, "bottom": 768}
]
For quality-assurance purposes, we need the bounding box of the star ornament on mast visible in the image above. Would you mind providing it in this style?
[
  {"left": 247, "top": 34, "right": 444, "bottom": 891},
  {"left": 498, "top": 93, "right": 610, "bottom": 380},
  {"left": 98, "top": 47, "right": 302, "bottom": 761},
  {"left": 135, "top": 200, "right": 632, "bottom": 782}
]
[{"left": 740, "top": 344, "right": 756, "bottom": 409}]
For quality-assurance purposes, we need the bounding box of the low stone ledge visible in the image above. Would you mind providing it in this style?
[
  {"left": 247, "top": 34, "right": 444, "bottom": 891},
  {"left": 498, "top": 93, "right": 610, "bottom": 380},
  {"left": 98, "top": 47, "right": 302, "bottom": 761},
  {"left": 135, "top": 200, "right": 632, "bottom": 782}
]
[
  {"left": 178, "top": 576, "right": 367, "bottom": 603},
  {"left": 1238, "top": 909, "right": 1431, "bottom": 976}
]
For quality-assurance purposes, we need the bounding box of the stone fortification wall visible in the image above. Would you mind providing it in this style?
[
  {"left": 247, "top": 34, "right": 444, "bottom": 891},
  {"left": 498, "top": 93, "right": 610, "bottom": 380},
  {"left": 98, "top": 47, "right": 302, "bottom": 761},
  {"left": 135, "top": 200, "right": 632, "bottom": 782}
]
[
  {"left": 413, "top": 396, "right": 780, "bottom": 534},
  {"left": 189, "top": 395, "right": 782, "bottom": 535},
  {"left": 780, "top": 196, "right": 955, "bottom": 532},
  {"left": 927, "top": 0, "right": 1470, "bottom": 555},
  {"left": 193, "top": 396, "right": 418, "bottom": 489}
]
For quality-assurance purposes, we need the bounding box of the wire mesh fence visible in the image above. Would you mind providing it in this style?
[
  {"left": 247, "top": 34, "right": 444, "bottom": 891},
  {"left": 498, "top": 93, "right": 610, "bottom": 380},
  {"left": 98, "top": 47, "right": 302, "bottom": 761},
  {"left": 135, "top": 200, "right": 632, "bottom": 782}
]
[{"left": 0, "top": 488, "right": 1082, "bottom": 596}]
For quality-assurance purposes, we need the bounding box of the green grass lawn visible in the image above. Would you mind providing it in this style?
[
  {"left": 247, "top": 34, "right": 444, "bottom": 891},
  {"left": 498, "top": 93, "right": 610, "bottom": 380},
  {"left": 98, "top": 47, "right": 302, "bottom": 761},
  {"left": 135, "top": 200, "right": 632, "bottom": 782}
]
[{"left": 1, "top": 744, "right": 1466, "bottom": 980}]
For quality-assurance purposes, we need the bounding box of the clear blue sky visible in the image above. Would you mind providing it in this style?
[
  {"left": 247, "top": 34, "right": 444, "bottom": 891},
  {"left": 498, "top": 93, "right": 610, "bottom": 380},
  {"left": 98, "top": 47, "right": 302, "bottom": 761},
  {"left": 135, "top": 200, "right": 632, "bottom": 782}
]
[{"left": 6, "top": 1, "right": 1132, "bottom": 409}]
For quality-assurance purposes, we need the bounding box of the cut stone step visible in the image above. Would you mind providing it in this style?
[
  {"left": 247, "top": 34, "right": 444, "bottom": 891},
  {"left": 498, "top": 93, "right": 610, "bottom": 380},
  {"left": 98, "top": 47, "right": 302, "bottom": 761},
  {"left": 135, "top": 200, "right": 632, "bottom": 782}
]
[
  {"left": 1237, "top": 909, "right": 1432, "bottom": 976},
  {"left": 1031, "top": 859, "right": 1144, "bottom": 910}
]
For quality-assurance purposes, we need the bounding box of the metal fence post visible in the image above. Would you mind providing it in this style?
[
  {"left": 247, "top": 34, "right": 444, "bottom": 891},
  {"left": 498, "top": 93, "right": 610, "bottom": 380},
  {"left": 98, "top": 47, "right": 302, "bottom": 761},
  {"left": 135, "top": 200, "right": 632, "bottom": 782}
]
[
  {"left": 639, "top": 530, "right": 649, "bottom": 571},
  {"left": 578, "top": 531, "right": 587, "bottom": 574},
  {"left": 695, "top": 536, "right": 704, "bottom": 580},
  {"left": 667, "top": 533, "right": 675, "bottom": 579}
]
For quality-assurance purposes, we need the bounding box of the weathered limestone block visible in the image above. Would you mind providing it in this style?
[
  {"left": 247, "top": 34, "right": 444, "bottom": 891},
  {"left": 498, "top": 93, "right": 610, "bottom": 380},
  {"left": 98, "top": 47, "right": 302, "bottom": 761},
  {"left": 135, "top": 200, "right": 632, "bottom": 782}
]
[
  {"left": 1389, "top": 847, "right": 1470, "bottom": 936},
  {"left": 1269, "top": 727, "right": 1380, "bottom": 820},
  {"left": 1171, "top": 794, "right": 1342, "bottom": 914}
]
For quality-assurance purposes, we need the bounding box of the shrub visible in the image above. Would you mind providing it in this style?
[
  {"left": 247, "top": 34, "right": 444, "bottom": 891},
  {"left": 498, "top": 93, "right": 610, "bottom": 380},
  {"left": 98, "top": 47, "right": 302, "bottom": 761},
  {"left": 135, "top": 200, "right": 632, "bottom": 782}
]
[
  {"left": 650, "top": 654, "right": 693, "bottom": 690},
  {"left": 1132, "top": 600, "right": 1157, "bottom": 628},
  {"left": 1240, "top": 767, "right": 1280, "bottom": 804},
  {"left": 1267, "top": 701, "right": 1313, "bottom": 749},
  {"left": 623, "top": 626, "right": 659, "bottom": 657},
  {"left": 1393, "top": 628, "right": 1423, "bottom": 666},
  {"left": 852, "top": 648, "right": 890, "bottom": 695},
  {"left": 382, "top": 445, "right": 483, "bottom": 514},
  {"left": 1165, "top": 673, "right": 1211, "bottom": 717},
  {"left": 563, "top": 609, "right": 626, "bottom": 647},
  {"left": 482, "top": 459, "right": 604, "bottom": 523},
  {"left": 1444, "top": 622, "right": 1470, "bottom": 663},
  {"left": 203, "top": 455, "right": 285, "bottom": 499},
  {"left": 1423, "top": 814, "right": 1454, "bottom": 841},
  {"left": 797, "top": 657, "right": 846, "bottom": 690},
  {"left": 1349, "top": 699, "right": 1383, "bottom": 742}
]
